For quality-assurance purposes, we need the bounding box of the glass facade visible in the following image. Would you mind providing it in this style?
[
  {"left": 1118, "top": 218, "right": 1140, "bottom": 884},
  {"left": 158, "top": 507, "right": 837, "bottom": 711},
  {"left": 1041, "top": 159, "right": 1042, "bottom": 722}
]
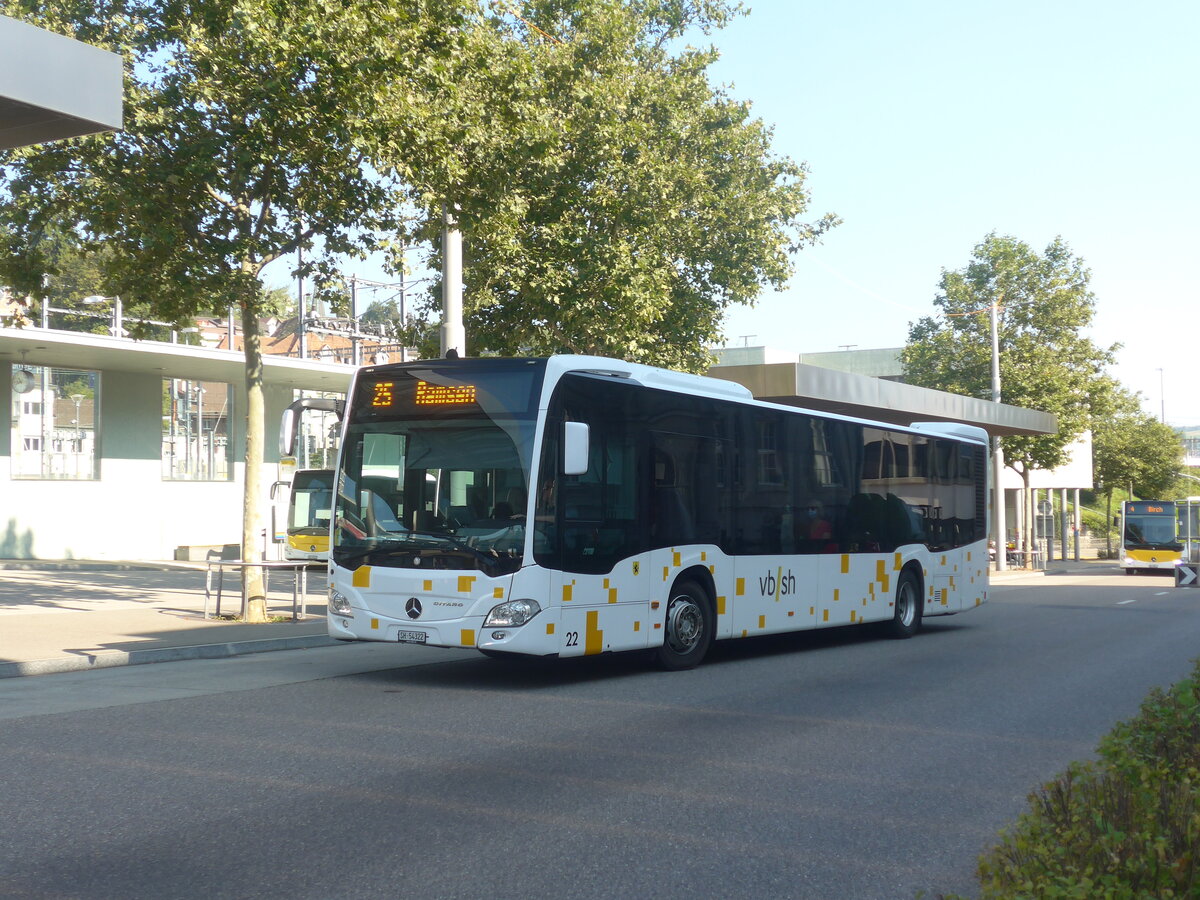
[
  {"left": 10, "top": 365, "right": 98, "bottom": 480},
  {"left": 161, "top": 378, "right": 232, "bottom": 480}
]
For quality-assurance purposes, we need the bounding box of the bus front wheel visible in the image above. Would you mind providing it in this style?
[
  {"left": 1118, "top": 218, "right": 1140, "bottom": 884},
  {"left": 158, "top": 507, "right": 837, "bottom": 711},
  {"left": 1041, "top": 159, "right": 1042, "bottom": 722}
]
[
  {"left": 887, "top": 568, "right": 923, "bottom": 639},
  {"left": 655, "top": 580, "right": 714, "bottom": 670}
]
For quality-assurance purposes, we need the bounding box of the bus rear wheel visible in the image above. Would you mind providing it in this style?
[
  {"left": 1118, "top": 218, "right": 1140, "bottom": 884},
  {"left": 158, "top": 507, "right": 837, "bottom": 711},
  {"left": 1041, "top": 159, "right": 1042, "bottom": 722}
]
[
  {"left": 887, "top": 568, "right": 923, "bottom": 639},
  {"left": 654, "top": 580, "right": 714, "bottom": 670}
]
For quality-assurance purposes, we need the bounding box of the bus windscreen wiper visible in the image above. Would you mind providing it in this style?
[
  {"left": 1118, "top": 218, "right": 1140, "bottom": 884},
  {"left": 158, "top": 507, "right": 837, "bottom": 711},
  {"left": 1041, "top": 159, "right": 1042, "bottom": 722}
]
[{"left": 404, "top": 530, "right": 508, "bottom": 572}]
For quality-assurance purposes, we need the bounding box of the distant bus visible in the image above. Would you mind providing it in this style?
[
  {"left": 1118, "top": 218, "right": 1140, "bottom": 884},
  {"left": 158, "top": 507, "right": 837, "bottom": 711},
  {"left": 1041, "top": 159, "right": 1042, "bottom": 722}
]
[
  {"left": 281, "top": 468, "right": 334, "bottom": 562},
  {"left": 1119, "top": 500, "right": 1182, "bottom": 574},
  {"left": 284, "top": 355, "right": 990, "bottom": 669}
]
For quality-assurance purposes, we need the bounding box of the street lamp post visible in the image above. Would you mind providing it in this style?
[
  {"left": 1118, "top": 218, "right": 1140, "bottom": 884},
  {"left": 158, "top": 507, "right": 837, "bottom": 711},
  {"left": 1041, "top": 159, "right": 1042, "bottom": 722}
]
[
  {"left": 70, "top": 393, "right": 84, "bottom": 478},
  {"left": 1158, "top": 368, "right": 1166, "bottom": 424},
  {"left": 82, "top": 294, "right": 124, "bottom": 337},
  {"left": 990, "top": 301, "right": 1007, "bottom": 572},
  {"left": 194, "top": 384, "right": 206, "bottom": 479}
]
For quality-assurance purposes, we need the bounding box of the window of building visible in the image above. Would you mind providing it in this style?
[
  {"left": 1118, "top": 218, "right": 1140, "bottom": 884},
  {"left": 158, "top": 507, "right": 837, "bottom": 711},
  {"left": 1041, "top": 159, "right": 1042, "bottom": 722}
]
[
  {"left": 162, "top": 378, "right": 233, "bottom": 480},
  {"left": 10, "top": 365, "right": 99, "bottom": 479}
]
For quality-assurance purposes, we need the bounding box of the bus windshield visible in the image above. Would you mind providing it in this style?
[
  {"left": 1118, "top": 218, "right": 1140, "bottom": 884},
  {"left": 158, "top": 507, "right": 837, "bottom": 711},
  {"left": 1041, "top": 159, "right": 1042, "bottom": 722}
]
[
  {"left": 1123, "top": 503, "right": 1180, "bottom": 549},
  {"left": 289, "top": 469, "right": 333, "bottom": 535},
  {"left": 332, "top": 361, "right": 545, "bottom": 575}
]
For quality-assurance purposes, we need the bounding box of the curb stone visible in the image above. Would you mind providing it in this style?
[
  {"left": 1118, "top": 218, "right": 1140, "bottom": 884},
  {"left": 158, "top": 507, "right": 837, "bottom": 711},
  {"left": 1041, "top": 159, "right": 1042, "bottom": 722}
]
[{"left": 0, "top": 633, "right": 340, "bottom": 679}]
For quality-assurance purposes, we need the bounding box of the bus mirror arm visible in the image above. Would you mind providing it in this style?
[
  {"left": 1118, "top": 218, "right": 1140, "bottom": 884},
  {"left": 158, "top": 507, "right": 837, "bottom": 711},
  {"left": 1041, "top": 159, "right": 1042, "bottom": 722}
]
[
  {"left": 279, "top": 397, "right": 344, "bottom": 458},
  {"left": 563, "top": 422, "right": 590, "bottom": 476}
]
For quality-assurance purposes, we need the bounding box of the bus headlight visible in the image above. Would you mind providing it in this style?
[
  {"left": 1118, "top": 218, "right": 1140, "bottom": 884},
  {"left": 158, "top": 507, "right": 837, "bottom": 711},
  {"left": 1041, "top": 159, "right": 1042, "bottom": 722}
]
[
  {"left": 328, "top": 587, "right": 353, "bottom": 616},
  {"left": 484, "top": 598, "right": 541, "bottom": 627}
]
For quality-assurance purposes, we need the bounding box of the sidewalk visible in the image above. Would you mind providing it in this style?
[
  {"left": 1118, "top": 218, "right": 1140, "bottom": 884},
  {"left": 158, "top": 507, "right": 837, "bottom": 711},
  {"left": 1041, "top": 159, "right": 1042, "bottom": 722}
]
[
  {"left": 990, "top": 556, "right": 1118, "bottom": 581},
  {"left": 0, "top": 560, "right": 337, "bottom": 678}
]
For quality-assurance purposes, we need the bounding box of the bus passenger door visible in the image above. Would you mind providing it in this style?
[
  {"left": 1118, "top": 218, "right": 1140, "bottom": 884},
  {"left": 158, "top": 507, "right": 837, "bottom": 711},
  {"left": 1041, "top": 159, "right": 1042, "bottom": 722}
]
[{"left": 550, "top": 412, "right": 651, "bottom": 657}]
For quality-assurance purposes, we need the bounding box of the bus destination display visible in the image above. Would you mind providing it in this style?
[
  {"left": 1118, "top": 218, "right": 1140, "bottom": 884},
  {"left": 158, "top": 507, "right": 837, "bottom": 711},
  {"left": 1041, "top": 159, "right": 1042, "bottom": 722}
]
[
  {"left": 415, "top": 381, "right": 477, "bottom": 406},
  {"left": 368, "top": 379, "right": 478, "bottom": 410}
]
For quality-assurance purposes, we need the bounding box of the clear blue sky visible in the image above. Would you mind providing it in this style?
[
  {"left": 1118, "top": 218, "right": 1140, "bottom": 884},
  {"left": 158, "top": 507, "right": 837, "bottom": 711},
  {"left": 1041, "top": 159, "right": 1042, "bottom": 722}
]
[{"left": 708, "top": 0, "right": 1199, "bottom": 425}]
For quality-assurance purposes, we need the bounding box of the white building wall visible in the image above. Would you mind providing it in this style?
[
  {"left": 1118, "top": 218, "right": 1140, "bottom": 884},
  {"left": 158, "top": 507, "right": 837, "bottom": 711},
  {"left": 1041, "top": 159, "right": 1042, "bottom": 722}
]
[{"left": 1, "top": 362, "right": 298, "bottom": 560}]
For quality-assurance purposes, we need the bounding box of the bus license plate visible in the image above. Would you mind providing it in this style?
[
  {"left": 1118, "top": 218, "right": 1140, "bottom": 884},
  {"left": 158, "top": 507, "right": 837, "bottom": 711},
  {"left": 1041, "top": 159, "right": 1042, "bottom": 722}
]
[{"left": 396, "top": 630, "right": 427, "bottom": 644}]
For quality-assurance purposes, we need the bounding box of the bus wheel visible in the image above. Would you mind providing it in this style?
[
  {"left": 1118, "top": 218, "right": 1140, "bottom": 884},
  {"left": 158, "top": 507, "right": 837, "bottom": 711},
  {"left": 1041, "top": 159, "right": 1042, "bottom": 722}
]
[
  {"left": 655, "top": 580, "right": 714, "bottom": 670},
  {"left": 887, "top": 568, "right": 922, "bottom": 639}
]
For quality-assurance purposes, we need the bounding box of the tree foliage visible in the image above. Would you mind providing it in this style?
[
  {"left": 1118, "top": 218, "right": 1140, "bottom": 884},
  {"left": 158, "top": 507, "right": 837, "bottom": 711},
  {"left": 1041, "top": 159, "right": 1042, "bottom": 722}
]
[
  {"left": 0, "top": 0, "right": 446, "bottom": 614},
  {"left": 902, "top": 233, "right": 1116, "bottom": 475},
  {"left": 1092, "top": 381, "right": 1185, "bottom": 501},
  {"left": 1, "top": 0, "right": 833, "bottom": 586},
  {"left": 382, "top": 0, "right": 837, "bottom": 372}
]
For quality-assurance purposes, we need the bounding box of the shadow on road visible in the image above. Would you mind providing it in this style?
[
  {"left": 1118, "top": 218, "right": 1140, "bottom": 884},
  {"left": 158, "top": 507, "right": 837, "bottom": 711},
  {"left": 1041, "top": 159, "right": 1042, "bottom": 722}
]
[{"left": 353, "top": 616, "right": 975, "bottom": 692}]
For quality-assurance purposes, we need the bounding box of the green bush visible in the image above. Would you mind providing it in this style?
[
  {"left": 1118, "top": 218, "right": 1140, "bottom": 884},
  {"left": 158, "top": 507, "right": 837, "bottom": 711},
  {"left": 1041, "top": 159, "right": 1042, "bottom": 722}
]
[{"left": 975, "top": 659, "right": 1200, "bottom": 898}]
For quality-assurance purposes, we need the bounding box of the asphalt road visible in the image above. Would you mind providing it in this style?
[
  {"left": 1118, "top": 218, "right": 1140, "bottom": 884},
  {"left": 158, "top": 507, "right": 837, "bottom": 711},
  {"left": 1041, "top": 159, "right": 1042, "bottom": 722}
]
[{"left": 1, "top": 568, "right": 1196, "bottom": 900}]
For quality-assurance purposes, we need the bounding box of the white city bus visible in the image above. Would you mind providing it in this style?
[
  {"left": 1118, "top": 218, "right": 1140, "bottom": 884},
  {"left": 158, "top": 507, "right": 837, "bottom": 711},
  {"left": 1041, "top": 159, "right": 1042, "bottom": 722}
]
[{"left": 289, "top": 355, "right": 989, "bottom": 669}]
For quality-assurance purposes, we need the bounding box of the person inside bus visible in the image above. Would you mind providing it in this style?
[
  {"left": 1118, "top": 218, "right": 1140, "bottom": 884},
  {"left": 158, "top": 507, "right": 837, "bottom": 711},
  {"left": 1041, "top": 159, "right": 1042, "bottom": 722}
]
[{"left": 804, "top": 502, "right": 834, "bottom": 544}]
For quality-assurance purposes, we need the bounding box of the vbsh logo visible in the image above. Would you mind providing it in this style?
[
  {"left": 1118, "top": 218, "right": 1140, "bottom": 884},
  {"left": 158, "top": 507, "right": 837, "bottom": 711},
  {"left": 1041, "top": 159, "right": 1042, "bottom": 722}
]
[{"left": 758, "top": 568, "right": 796, "bottom": 598}]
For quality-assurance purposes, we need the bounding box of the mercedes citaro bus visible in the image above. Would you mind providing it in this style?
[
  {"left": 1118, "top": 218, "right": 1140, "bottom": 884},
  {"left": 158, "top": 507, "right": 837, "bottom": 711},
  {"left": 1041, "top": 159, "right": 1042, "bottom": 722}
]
[
  {"left": 1118, "top": 500, "right": 1183, "bottom": 574},
  {"left": 281, "top": 355, "right": 989, "bottom": 669}
]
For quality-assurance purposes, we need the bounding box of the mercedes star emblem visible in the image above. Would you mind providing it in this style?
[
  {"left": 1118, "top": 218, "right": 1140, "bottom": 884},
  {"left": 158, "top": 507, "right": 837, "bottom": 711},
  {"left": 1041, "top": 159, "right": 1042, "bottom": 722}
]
[{"left": 405, "top": 597, "right": 422, "bottom": 619}]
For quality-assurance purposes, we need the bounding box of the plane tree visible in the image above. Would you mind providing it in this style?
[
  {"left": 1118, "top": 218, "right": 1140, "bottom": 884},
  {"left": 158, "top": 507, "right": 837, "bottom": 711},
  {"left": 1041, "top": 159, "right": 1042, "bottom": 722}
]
[
  {"left": 901, "top": 233, "right": 1116, "bottom": 559},
  {"left": 0, "top": 0, "right": 451, "bottom": 617},
  {"left": 1091, "top": 380, "right": 1186, "bottom": 553},
  {"left": 0, "top": 0, "right": 835, "bottom": 601},
  {"left": 380, "top": 0, "right": 838, "bottom": 372}
]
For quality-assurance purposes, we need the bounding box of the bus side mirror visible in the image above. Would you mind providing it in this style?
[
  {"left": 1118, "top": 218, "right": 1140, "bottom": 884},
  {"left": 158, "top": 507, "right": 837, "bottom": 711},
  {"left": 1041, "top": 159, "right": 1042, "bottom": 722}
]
[
  {"left": 280, "top": 407, "right": 299, "bottom": 458},
  {"left": 279, "top": 397, "right": 344, "bottom": 457},
  {"left": 563, "top": 422, "right": 590, "bottom": 476},
  {"left": 1113, "top": 516, "right": 1119, "bottom": 527}
]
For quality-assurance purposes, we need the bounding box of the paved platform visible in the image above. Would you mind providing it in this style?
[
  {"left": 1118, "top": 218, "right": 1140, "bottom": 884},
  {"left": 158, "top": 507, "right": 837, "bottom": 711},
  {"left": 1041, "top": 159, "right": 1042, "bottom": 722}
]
[{"left": 0, "top": 561, "right": 336, "bottom": 678}]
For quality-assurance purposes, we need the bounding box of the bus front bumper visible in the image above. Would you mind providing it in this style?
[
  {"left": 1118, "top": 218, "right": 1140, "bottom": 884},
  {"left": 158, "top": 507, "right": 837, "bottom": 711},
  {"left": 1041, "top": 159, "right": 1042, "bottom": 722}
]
[{"left": 327, "top": 608, "right": 555, "bottom": 656}]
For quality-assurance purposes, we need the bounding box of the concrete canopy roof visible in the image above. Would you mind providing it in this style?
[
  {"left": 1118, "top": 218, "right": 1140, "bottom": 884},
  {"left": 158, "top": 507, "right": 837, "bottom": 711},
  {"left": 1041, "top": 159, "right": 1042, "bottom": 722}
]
[
  {"left": 0, "top": 328, "right": 353, "bottom": 394},
  {"left": 0, "top": 15, "right": 123, "bottom": 149},
  {"left": 709, "top": 362, "right": 1057, "bottom": 437}
]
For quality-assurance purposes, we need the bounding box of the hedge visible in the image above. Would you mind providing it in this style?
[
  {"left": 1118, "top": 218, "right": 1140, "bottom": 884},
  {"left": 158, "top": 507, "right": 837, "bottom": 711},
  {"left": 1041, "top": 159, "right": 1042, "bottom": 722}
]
[{"left": 971, "top": 658, "right": 1200, "bottom": 898}]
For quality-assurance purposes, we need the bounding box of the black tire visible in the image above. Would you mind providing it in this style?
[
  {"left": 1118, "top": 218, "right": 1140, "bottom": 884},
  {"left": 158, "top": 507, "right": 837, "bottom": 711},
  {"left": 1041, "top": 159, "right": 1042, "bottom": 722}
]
[
  {"left": 886, "top": 568, "right": 923, "bottom": 639},
  {"left": 1124, "top": 568, "right": 1136, "bottom": 576},
  {"left": 654, "top": 579, "right": 714, "bottom": 670}
]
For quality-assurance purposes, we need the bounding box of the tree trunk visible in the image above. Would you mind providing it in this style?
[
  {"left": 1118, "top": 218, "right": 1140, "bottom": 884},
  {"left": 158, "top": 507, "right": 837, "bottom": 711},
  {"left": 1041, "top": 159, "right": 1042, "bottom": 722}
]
[{"left": 241, "top": 300, "right": 268, "bottom": 623}]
